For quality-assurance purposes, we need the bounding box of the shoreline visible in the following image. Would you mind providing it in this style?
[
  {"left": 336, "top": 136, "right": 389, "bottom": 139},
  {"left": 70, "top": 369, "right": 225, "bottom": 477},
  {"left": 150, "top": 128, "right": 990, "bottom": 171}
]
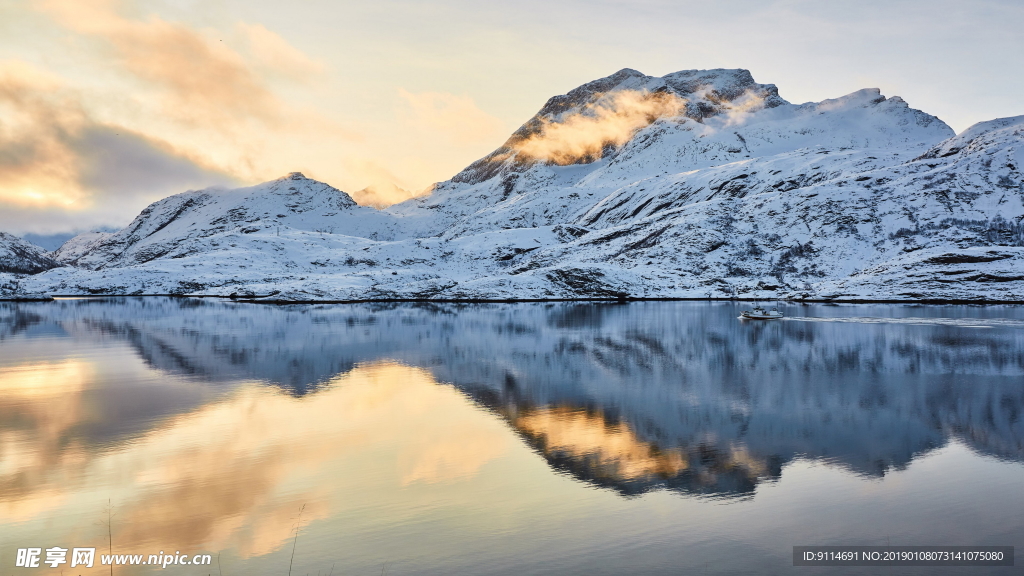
[{"left": 3, "top": 293, "right": 1023, "bottom": 306}]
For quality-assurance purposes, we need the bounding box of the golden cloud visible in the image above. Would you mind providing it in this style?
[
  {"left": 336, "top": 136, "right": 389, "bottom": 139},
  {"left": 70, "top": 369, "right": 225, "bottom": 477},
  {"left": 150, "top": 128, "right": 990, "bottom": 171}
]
[
  {"left": 340, "top": 158, "right": 428, "bottom": 208},
  {"left": 339, "top": 88, "right": 508, "bottom": 205},
  {"left": 236, "top": 22, "right": 325, "bottom": 82},
  {"left": 0, "top": 2, "right": 360, "bottom": 231},
  {"left": 0, "top": 61, "right": 90, "bottom": 209},
  {"left": 513, "top": 89, "right": 687, "bottom": 165},
  {"left": 399, "top": 89, "right": 505, "bottom": 145},
  {"left": 2, "top": 0, "right": 507, "bottom": 224},
  {"left": 0, "top": 59, "right": 238, "bottom": 232},
  {"left": 36, "top": 0, "right": 284, "bottom": 128}
]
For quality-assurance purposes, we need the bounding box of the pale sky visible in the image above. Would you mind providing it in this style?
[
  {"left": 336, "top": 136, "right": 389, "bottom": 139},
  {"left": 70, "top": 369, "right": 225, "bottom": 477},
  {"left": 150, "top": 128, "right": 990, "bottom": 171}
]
[{"left": 1, "top": 0, "right": 1022, "bottom": 235}]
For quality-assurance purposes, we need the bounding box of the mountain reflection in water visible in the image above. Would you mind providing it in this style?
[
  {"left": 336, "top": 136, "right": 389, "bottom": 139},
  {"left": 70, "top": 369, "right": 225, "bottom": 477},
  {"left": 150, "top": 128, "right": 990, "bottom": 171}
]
[
  {"left": 1, "top": 298, "right": 1023, "bottom": 574},
  {"left": 3, "top": 298, "right": 1021, "bottom": 497}
]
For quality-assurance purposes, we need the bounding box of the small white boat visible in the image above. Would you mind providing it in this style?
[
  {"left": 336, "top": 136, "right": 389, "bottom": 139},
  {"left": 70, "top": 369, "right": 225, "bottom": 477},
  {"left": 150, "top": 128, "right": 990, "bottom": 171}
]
[{"left": 741, "top": 306, "right": 784, "bottom": 320}]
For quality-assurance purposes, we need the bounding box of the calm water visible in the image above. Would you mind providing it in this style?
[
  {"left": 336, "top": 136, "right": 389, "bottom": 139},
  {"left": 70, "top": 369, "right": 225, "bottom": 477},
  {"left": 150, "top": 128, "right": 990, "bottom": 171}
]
[{"left": 1, "top": 298, "right": 1022, "bottom": 575}]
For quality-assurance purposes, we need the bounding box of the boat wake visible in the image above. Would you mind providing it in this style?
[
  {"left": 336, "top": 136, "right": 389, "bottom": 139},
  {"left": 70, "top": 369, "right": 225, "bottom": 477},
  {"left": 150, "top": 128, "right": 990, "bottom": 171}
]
[{"left": 785, "top": 316, "right": 1024, "bottom": 329}]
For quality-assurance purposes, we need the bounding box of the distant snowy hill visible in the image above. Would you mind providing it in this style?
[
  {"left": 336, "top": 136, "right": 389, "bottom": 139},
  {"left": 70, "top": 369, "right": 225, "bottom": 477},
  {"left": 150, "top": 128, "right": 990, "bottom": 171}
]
[
  {"left": 53, "top": 172, "right": 400, "bottom": 271},
  {"left": 4, "top": 68, "right": 1023, "bottom": 301},
  {"left": 0, "top": 232, "right": 59, "bottom": 274},
  {"left": 0, "top": 233, "right": 61, "bottom": 299}
]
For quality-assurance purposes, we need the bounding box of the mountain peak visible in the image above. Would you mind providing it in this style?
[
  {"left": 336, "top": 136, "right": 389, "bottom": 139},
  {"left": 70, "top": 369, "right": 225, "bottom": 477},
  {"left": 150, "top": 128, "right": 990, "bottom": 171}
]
[
  {"left": 535, "top": 67, "right": 786, "bottom": 120},
  {"left": 452, "top": 67, "right": 790, "bottom": 183},
  {"left": 660, "top": 68, "right": 785, "bottom": 107}
]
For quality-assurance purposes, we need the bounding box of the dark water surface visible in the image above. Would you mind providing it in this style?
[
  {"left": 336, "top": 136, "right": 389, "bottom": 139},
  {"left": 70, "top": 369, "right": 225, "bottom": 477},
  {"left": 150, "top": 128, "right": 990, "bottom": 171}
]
[{"left": 1, "top": 298, "right": 1022, "bottom": 575}]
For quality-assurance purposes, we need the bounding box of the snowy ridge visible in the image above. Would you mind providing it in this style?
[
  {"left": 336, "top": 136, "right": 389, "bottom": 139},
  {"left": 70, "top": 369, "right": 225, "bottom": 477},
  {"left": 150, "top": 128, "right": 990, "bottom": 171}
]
[{"left": 3, "top": 69, "right": 1023, "bottom": 301}]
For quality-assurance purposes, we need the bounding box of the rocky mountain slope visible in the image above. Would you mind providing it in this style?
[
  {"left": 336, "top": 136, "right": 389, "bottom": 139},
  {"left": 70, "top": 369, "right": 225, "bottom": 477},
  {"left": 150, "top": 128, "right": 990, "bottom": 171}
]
[
  {"left": 0, "top": 232, "right": 60, "bottom": 275},
  {"left": 3, "top": 68, "right": 1023, "bottom": 301}
]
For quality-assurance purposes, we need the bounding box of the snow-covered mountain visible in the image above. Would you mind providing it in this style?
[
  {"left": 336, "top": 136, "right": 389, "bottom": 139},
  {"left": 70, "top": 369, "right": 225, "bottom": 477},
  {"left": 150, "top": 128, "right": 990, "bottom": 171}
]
[
  {"left": 53, "top": 172, "right": 401, "bottom": 270},
  {"left": 4, "top": 68, "right": 1023, "bottom": 301},
  {"left": 0, "top": 232, "right": 59, "bottom": 274}
]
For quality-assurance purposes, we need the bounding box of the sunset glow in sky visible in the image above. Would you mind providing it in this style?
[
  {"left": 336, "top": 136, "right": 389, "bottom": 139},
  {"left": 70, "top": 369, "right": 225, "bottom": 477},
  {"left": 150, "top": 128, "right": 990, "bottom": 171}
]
[{"left": 1, "top": 0, "right": 1022, "bottom": 235}]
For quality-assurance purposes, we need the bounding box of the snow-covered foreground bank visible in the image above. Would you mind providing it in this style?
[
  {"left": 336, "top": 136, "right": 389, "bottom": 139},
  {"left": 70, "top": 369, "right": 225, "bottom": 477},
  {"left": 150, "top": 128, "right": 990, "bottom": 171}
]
[{"left": 2, "top": 68, "right": 1023, "bottom": 302}]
